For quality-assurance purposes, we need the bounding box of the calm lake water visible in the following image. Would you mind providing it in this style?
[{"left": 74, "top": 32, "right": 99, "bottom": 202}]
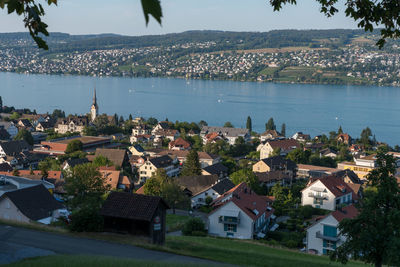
[{"left": 1, "top": 72, "right": 399, "bottom": 145}]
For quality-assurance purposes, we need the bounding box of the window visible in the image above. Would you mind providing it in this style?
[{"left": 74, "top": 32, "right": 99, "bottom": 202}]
[
  {"left": 224, "top": 224, "right": 237, "bottom": 232},
  {"left": 323, "top": 225, "right": 337, "bottom": 237}
]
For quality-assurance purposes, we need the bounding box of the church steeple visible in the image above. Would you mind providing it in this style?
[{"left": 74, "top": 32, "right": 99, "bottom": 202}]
[{"left": 90, "top": 87, "right": 98, "bottom": 122}]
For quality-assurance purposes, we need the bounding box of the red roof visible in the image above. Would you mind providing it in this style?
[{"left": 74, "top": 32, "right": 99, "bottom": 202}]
[
  {"left": 136, "top": 185, "right": 145, "bottom": 194},
  {"left": 205, "top": 132, "right": 221, "bottom": 142},
  {"left": 331, "top": 205, "right": 358, "bottom": 222},
  {"left": 169, "top": 137, "right": 191, "bottom": 149},
  {"left": 306, "top": 175, "right": 356, "bottom": 198}
]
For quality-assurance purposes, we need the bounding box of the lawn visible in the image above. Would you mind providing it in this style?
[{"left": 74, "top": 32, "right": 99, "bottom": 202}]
[
  {"left": 258, "top": 67, "right": 279, "bottom": 76},
  {"left": 166, "top": 214, "right": 192, "bottom": 232},
  {"left": 163, "top": 236, "right": 368, "bottom": 267},
  {"left": 6, "top": 255, "right": 208, "bottom": 267}
]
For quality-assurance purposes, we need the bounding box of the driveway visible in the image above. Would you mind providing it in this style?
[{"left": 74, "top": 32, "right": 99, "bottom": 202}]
[{"left": 0, "top": 224, "right": 225, "bottom": 266}]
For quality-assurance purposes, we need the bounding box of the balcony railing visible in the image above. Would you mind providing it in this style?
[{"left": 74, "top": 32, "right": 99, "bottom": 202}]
[
  {"left": 308, "top": 192, "right": 328, "bottom": 200},
  {"left": 219, "top": 216, "right": 240, "bottom": 225},
  {"left": 316, "top": 231, "right": 340, "bottom": 242}
]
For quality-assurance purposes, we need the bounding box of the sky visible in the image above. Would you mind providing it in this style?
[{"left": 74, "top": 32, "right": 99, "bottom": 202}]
[{"left": 0, "top": 0, "right": 358, "bottom": 36}]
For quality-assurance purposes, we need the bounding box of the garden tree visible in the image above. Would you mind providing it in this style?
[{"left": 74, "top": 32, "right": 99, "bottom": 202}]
[
  {"left": 93, "top": 114, "right": 109, "bottom": 129},
  {"left": 29, "top": 165, "right": 34, "bottom": 175},
  {"left": 38, "top": 158, "right": 61, "bottom": 177},
  {"left": 286, "top": 148, "right": 311, "bottom": 164},
  {"left": 270, "top": 183, "right": 286, "bottom": 215},
  {"left": 14, "top": 128, "right": 33, "bottom": 145},
  {"left": 271, "top": 147, "right": 281, "bottom": 157},
  {"left": 92, "top": 155, "right": 113, "bottom": 167},
  {"left": 338, "top": 125, "right": 343, "bottom": 134},
  {"left": 280, "top": 123, "right": 286, "bottom": 137},
  {"left": 198, "top": 120, "right": 208, "bottom": 128},
  {"left": 246, "top": 116, "right": 252, "bottom": 132},
  {"left": 338, "top": 146, "right": 352, "bottom": 161},
  {"left": 223, "top": 121, "right": 234, "bottom": 128},
  {"left": 82, "top": 126, "right": 98, "bottom": 136},
  {"left": 143, "top": 168, "right": 168, "bottom": 196},
  {"left": 65, "top": 139, "right": 83, "bottom": 154},
  {"left": 204, "top": 139, "right": 229, "bottom": 156},
  {"left": 161, "top": 181, "right": 190, "bottom": 214},
  {"left": 64, "top": 163, "right": 110, "bottom": 232},
  {"left": 360, "top": 127, "right": 372, "bottom": 146},
  {"left": 147, "top": 117, "right": 158, "bottom": 126},
  {"left": 265, "top": 117, "right": 276, "bottom": 131},
  {"left": 10, "top": 111, "right": 21, "bottom": 120},
  {"left": 330, "top": 153, "right": 400, "bottom": 267},
  {"left": 230, "top": 168, "right": 260, "bottom": 192},
  {"left": 329, "top": 131, "right": 337, "bottom": 142},
  {"left": 309, "top": 154, "right": 337, "bottom": 168},
  {"left": 118, "top": 115, "right": 124, "bottom": 126},
  {"left": 180, "top": 149, "right": 202, "bottom": 176},
  {"left": 128, "top": 114, "right": 133, "bottom": 121},
  {"left": 221, "top": 156, "right": 237, "bottom": 174},
  {"left": 394, "top": 144, "right": 400, "bottom": 152},
  {"left": 52, "top": 109, "right": 65, "bottom": 119},
  {"left": 12, "top": 168, "right": 20, "bottom": 176},
  {"left": 187, "top": 135, "right": 203, "bottom": 151},
  {"left": 318, "top": 134, "right": 329, "bottom": 144},
  {"left": 113, "top": 113, "right": 118, "bottom": 125},
  {"left": 0, "top": 96, "right": 2, "bottom": 111}
]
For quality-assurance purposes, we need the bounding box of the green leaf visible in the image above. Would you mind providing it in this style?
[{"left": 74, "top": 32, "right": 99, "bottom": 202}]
[{"left": 141, "top": 0, "right": 162, "bottom": 25}]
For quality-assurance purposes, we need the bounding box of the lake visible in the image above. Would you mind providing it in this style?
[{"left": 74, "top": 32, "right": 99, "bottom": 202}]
[{"left": 1, "top": 72, "right": 399, "bottom": 146}]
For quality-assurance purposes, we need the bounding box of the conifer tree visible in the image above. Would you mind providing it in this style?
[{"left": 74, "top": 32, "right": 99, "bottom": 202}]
[
  {"left": 180, "top": 150, "right": 201, "bottom": 176},
  {"left": 246, "top": 116, "right": 252, "bottom": 132}
]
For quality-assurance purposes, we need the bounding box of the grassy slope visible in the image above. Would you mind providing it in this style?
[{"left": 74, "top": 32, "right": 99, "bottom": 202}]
[
  {"left": 164, "top": 236, "right": 368, "bottom": 267},
  {"left": 166, "top": 214, "right": 192, "bottom": 232},
  {"left": 6, "top": 255, "right": 208, "bottom": 267}
]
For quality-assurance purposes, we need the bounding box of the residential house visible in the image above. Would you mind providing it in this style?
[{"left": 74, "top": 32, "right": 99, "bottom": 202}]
[
  {"left": 0, "top": 184, "right": 65, "bottom": 224},
  {"left": 0, "top": 162, "right": 13, "bottom": 172},
  {"left": 0, "top": 128, "right": 10, "bottom": 141},
  {"left": 139, "top": 155, "right": 179, "bottom": 183},
  {"left": 260, "top": 130, "right": 284, "bottom": 142},
  {"left": 208, "top": 183, "right": 275, "bottom": 239},
  {"left": 132, "top": 124, "right": 152, "bottom": 136},
  {"left": 128, "top": 144, "right": 145, "bottom": 156},
  {"left": 17, "top": 119, "right": 33, "bottom": 130},
  {"left": 62, "top": 158, "right": 89, "bottom": 172},
  {"left": 35, "top": 121, "right": 54, "bottom": 132},
  {"left": 337, "top": 154, "right": 377, "bottom": 179},
  {"left": 154, "top": 129, "right": 180, "bottom": 141},
  {"left": 203, "top": 132, "right": 225, "bottom": 144},
  {"left": 100, "top": 192, "right": 169, "bottom": 244},
  {"left": 0, "top": 140, "right": 31, "bottom": 158},
  {"left": 36, "top": 136, "right": 112, "bottom": 155},
  {"left": 156, "top": 150, "right": 220, "bottom": 168},
  {"left": 151, "top": 121, "right": 171, "bottom": 135},
  {"left": 336, "top": 133, "right": 352, "bottom": 145},
  {"left": 168, "top": 137, "right": 191, "bottom": 150},
  {"left": 257, "top": 139, "right": 300, "bottom": 159},
  {"left": 301, "top": 176, "right": 355, "bottom": 211},
  {"left": 0, "top": 174, "right": 55, "bottom": 197},
  {"left": 297, "top": 164, "right": 341, "bottom": 179},
  {"left": 176, "top": 175, "right": 234, "bottom": 208},
  {"left": 0, "top": 122, "right": 18, "bottom": 138},
  {"left": 252, "top": 156, "right": 297, "bottom": 178},
  {"left": 54, "top": 116, "right": 88, "bottom": 134},
  {"left": 201, "top": 126, "right": 250, "bottom": 145},
  {"left": 320, "top": 148, "right": 337, "bottom": 158},
  {"left": 202, "top": 163, "right": 229, "bottom": 178},
  {"left": 99, "top": 166, "right": 132, "bottom": 191},
  {"left": 94, "top": 148, "right": 129, "bottom": 169},
  {"left": 292, "top": 132, "right": 311, "bottom": 142},
  {"left": 130, "top": 134, "right": 153, "bottom": 144},
  {"left": 306, "top": 205, "right": 358, "bottom": 255},
  {"left": 255, "top": 171, "right": 293, "bottom": 188}
]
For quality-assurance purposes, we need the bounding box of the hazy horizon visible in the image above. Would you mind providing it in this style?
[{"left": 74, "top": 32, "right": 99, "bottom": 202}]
[{"left": 0, "top": 0, "right": 358, "bottom": 36}]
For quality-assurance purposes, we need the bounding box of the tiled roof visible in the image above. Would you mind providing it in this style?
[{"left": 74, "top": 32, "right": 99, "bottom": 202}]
[
  {"left": 309, "top": 175, "right": 355, "bottom": 198},
  {"left": 201, "top": 126, "right": 249, "bottom": 137},
  {"left": 202, "top": 163, "right": 228, "bottom": 175},
  {"left": 255, "top": 171, "right": 291, "bottom": 183},
  {"left": 157, "top": 149, "right": 218, "bottom": 160},
  {"left": 169, "top": 137, "right": 191, "bottom": 149},
  {"left": 100, "top": 192, "right": 169, "bottom": 221},
  {"left": 95, "top": 148, "right": 127, "bottom": 167},
  {"left": 331, "top": 205, "right": 358, "bottom": 222},
  {"left": 176, "top": 175, "right": 219, "bottom": 196},
  {"left": 149, "top": 155, "right": 174, "bottom": 168},
  {"left": 211, "top": 179, "right": 235, "bottom": 195},
  {"left": 260, "top": 155, "right": 296, "bottom": 171},
  {"left": 0, "top": 140, "right": 31, "bottom": 156},
  {"left": 99, "top": 167, "right": 121, "bottom": 189},
  {"left": 267, "top": 139, "right": 299, "bottom": 150},
  {"left": 1, "top": 184, "right": 63, "bottom": 221}
]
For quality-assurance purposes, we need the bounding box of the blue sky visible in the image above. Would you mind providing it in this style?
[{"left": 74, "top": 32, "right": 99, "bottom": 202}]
[{"left": 0, "top": 0, "right": 358, "bottom": 36}]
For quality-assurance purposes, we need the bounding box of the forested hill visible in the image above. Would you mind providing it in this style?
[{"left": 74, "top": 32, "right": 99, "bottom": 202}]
[{"left": 0, "top": 29, "right": 372, "bottom": 52}]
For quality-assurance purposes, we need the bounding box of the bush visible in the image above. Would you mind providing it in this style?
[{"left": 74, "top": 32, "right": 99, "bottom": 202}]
[
  {"left": 191, "top": 230, "right": 207, "bottom": 237},
  {"left": 68, "top": 207, "right": 104, "bottom": 232},
  {"left": 182, "top": 218, "right": 206, "bottom": 236},
  {"left": 284, "top": 239, "right": 299, "bottom": 248}
]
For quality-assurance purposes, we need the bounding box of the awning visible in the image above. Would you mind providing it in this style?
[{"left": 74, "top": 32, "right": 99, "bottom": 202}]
[{"left": 270, "top": 224, "right": 279, "bottom": 231}]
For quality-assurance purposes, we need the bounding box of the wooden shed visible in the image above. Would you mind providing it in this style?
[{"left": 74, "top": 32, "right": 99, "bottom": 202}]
[{"left": 100, "top": 192, "right": 169, "bottom": 245}]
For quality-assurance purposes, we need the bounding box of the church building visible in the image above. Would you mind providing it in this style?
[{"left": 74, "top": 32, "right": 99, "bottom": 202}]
[{"left": 90, "top": 88, "right": 98, "bottom": 121}]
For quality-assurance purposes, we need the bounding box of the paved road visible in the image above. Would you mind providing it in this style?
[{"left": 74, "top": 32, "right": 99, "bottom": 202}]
[{"left": 0, "top": 225, "right": 224, "bottom": 266}]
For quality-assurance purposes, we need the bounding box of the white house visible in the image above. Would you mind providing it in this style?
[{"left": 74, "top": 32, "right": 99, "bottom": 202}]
[
  {"left": 257, "top": 139, "right": 300, "bottom": 159},
  {"left": 0, "top": 184, "right": 65, "bottom": 224},
  {"left": 200, "top": 126, "right": 250, "bottom": 145},
  {"left": 301, "top": 176, "right": 355, "bottom": 211},
  {"left": 0, "top": 122, "right": 18, "bottom": 139},
  {"left": 208, "top": 183, "right": 274, "bottom": 239},
  {"left": 176, "top": 175, "right": 235, "bottom": 208},
  {"left": 306, "top": 205, "right": 358, "bottom": 255}
]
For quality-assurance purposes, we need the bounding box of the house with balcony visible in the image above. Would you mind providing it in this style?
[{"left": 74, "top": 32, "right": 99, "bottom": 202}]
[
  {"left": 306, "top": 205, "right": 358, "bottom": 255},
  {"left": 301, "top": 176, "right": 355, "bottom": 211},
  {"left": 208, "top": 183, "right": 274, "bottom": 239}
]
